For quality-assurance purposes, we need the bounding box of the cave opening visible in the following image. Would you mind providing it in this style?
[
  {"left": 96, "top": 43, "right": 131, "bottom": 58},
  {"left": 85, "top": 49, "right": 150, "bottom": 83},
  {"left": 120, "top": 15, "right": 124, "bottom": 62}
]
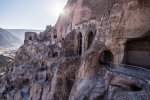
[
  {"left": 99, "top": 50, "right": 114, "bottom": 65},
  {"left": 130, "top": 84, "right": 142, "bottom": 91},
  {"left": 53, "top": 52, "right": 58, "bottom": 57},
  {"left": 124, "top": 34, "right": 150, "bottom": 68},
  {"left": 54, "top": 35, "right": 57, "bottom": 39}
]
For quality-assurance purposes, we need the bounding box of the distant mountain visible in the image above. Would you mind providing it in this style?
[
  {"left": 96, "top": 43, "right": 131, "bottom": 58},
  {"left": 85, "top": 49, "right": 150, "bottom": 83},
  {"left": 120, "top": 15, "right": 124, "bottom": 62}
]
[
  {"left": 6, "top": 29, "right": 43, "bottom": 41},
  {"left": 0, "top": 28, "right": 22, "bottom": 48}
]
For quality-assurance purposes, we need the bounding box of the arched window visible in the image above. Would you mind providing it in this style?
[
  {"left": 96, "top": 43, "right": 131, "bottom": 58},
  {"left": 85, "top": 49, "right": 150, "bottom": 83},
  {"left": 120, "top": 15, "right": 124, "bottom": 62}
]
[
  {"left": 78, "top": 32, "right": 82, "bottom": 55},
  {"left": 87, "top": 31, "right": 94, "bottom": 49},
  {"left": 99, "top": 50, "right": 114, "bottom": 65}
]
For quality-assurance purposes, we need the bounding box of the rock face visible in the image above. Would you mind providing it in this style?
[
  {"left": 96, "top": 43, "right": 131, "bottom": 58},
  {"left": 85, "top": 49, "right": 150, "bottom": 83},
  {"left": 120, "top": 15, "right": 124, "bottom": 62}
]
[{"left": 0, "top": 0, "right": 150, "bottom": 100}]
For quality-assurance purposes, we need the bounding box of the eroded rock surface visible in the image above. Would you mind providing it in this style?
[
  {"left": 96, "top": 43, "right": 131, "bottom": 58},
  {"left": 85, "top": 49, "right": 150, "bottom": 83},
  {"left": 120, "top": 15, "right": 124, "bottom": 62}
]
[{"left": 0, "top": 0, "right": 150, "bottom": 100}]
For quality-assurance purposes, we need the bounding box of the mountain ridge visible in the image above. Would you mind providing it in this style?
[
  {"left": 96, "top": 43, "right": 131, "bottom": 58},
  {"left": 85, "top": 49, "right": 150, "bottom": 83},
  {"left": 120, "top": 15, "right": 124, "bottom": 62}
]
[
  {"left": 6, "top": 29, "right": 43, "bottom": 40},
  {"left": 0, "top": 28, "right": 22, "bottom": 48}
]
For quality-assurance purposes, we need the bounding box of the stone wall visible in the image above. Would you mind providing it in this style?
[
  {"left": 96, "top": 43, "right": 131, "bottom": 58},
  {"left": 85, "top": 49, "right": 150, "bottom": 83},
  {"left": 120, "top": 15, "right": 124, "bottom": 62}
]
[
  {"left": 25, "top": 32, "right": 37, "bottom": 41},
  {"left": 24, "top": 32, "right": 37, "bottom": 44}
]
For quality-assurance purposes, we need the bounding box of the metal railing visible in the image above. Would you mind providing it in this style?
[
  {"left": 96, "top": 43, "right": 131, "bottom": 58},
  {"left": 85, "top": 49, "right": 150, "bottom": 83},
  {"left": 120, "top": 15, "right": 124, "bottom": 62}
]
[
  {"left": 105, "top": 62, "right": 150, "bottom": 99},
  {"left": 105, "top": 62, "right": 150, "bottom": 84}
]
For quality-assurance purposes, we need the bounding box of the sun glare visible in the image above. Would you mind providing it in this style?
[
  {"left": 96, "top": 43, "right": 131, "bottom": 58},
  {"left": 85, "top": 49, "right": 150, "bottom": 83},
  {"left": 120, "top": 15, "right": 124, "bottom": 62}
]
[
  {"left": 51, "top": 2, "right": 65, "bottom": 16},
  {"left": 57, "top": 6, "right": 64, "bottom": 14}
]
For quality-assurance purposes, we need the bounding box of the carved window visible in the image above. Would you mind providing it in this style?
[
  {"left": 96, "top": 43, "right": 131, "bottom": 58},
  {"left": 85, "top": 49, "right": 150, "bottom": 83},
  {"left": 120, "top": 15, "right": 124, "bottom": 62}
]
[{"left": 29, "top": 36, "right": 32, "bottom": 40}]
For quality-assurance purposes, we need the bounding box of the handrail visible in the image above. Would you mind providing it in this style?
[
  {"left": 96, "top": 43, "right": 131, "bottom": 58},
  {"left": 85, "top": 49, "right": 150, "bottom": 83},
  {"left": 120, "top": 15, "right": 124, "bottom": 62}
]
[
  {"left": 106, "top": 62, "right": 150, "bottom": 84},
  {"left": 108, "top": 62, "right": 150, "bottom": 74},
  {"left": 106, "top": 66, "right": 149, "bottom": 83},
  {"left": 106, "top": 62, "right": 150, "bottom": 99}
]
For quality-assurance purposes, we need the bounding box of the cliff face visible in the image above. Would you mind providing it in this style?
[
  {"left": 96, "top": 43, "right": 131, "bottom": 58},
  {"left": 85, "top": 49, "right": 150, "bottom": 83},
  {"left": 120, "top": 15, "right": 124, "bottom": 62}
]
[
  {"left": 54, "top": 0, "right": 77, "bottom": 40},
  {"left": 55, "top": 0, "right": 150, "bottom": 40},
  {"left": 0, "top": 0, "right": 150, "bottom": 100}
]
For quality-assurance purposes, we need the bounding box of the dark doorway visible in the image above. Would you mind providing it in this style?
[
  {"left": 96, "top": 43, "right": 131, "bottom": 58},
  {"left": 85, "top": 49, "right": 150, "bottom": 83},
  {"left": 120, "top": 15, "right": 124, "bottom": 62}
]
[
  {"left": 99, "top": 50, "right": 114, "bottom": 65},
  {"left": 78, "top": 33, "right": 82, "bottom": 55},
  {"left": 87, "top": 31, "right": 94, "bottom": 49},
  {"left": 29, "top": 36, "right": 32, "bottom": 40},
  {"left": 54, "top": 35, "right": 57, "bottom": 39}
]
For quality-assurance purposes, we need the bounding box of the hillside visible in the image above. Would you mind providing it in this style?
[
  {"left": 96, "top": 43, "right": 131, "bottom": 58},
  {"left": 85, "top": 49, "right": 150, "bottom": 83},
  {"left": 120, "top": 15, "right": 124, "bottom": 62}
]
[
  {"left": 0, "top": 28, "right": 22, "bottom": 48},
  {"left": 6, "top": 29, "right": 43, "bottom": 40}
]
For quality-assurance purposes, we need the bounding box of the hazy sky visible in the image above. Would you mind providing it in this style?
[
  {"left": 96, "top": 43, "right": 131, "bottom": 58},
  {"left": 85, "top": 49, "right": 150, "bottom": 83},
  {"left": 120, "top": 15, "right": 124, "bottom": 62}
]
[{"left": 0, "top": 0, "right": 68, "bottom": 30}]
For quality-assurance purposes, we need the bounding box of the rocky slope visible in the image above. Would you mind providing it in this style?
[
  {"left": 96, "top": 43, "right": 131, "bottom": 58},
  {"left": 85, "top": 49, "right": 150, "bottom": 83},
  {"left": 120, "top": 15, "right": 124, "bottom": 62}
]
[
  {"left": 0, "top": 28, "right": 22, "bottom": 48},
  {"left": 0, "top": 0, "right": 150, "bottom": 100}
]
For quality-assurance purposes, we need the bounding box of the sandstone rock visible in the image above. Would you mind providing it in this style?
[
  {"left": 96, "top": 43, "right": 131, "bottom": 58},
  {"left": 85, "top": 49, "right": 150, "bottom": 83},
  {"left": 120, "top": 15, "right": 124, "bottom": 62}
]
[{"left": 0, "top": 0, "right": 150, "bottom": 100}]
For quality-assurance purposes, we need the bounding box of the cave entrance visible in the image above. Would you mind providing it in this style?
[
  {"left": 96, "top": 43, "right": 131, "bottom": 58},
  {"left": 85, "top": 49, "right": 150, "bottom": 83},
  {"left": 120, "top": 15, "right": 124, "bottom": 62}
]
[
  {"left": 54, "top": 34, "right": 57, "bottom": 39},
  {"left": 77, "top": 32, "right": 82, "bottom": 55},
  {"left": 87, "top": 31, "right": 94, "bottom": 49},
  {"left": 124, "top": 35, "right": 150, "bottom": 68},
  {"left": 99, "top": 50, "right": 114, "bottom": 65},
  {"left": 53, "top": 52, "right": 58, "bottom": 57}
]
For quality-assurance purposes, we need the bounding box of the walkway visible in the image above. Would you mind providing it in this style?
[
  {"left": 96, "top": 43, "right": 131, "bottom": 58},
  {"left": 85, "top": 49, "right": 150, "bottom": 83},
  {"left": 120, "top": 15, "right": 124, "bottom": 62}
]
[{"left": 106, "top": 62, "right": 150, "bottom": 84}]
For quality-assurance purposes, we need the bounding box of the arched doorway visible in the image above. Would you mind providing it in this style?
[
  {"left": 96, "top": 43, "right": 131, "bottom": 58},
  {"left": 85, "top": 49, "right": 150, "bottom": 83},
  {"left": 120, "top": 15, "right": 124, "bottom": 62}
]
[
  {"left": 77, "top": 32, "right": 82, "bottom": 55},
  {"left": 87, "top": 31, "right": 94, "bottom": 49},
  {"left": 29, "top": 36, "right": 32, "bottom": 40},
  {"left": 99, "top": 50, "right": 114, "bottom": 65}
]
